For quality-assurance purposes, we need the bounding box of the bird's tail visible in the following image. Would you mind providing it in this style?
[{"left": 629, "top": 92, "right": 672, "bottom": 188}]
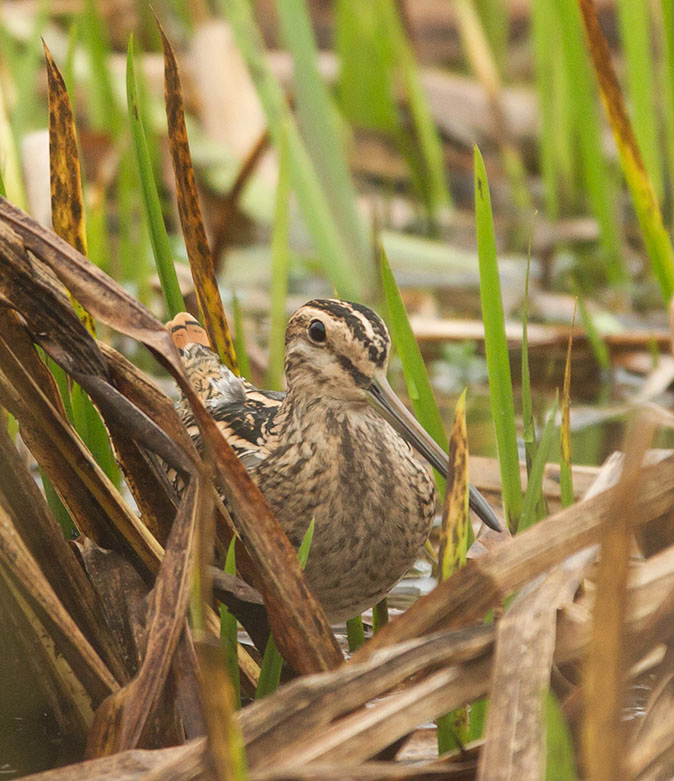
[{"left": 167, "top": 312, "right": 212, "bottom": 351}]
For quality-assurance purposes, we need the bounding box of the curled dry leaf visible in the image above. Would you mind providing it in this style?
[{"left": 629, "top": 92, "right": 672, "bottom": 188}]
[{"left": 0, "top": 194, "right": 341, "bottom": 674}]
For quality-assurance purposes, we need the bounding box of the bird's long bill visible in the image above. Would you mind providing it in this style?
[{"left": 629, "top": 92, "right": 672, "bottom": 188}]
[{"left": 367, "top": 373, "right": 503, "bottom": 533}]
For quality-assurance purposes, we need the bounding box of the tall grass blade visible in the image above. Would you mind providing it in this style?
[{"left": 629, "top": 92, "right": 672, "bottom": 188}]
[
  {"left": 256, "top": 520, "right": 314, "bottom": 699},
  {"left": 220, "top": 538, "right": 241, "bottom": 709},
  {"left": 557, "top": 0, "right": 624, "bottom": 282},
  {"left": 615, "top": 0, "right": 662, "bottom": 200},
  {"left": 575, "top": 290, "right": 610, "bottom": 371},
  {"left": 522, "top": 217, "right": 548, "bottom": 520},
  {"left": 346, "top": 615, "right": 365, "bottom": 652},
  {"left": 474, "top": 146, "right": 522, "bottom": 532},
  {"left": 455, "top": 0, "right": 531, "bottom": 217},
  {"left": 275, "top": 0, "right": 369, "bottom": 269},
  {"left": 336, "top": 0, "right": 397, "bottom": 133},
  {"left": 382, "top": 1, "right": 451, "bottom": 214},
  {"left": 336, "top": 0, "right": 451, "bottom": 218},
  {"left": 266, "top": 122, "right": 291, "bottom": 391},
  {"left": 82, "top": 0, "right": 122, "bottom": 135},
  {"left": 660, "top": 0, "right": 674, "bottom": 220},
  {"left": 372, "top": 599, "right": 389, "bottom": 633},
  {"left": 532, "top": 0, "right": 570, "bottom": 218},
  {"left": 521, "top": 222, "right": 536, "bottom": 468},
  {"left": 545, "top": 690, "right": 577, "bottom": 780},
  {"left": 221, "top": 0, "right": 362, "bottom": 299},
  {"left": 380, "top": 248, "right": 448, "bottom": 456},
  {"left": 475, "top": 0, "right": 509, "bottom": 76},
  {"left": 560, "top": 303, "right": 577, "bottom": 509},
  {"left": 45, "top": 42, "right": 121, "bottom": 488},
  {"left": 519, "top": 393, "right": 558, "bottom": 532},
  {"left": 439, "top": 390, "right": 472, "bottom": 578},
  {"left": 41, "top": 469, "right": 77, "bottom": 539},
  {"left": 117, "top": 145, "right": 151, "bottom": 294},
  {"left": 232, "top": 294, "right": 252, "bottom": 381},
  {"left": 126, "top": 36, "right": 185, "bottom": 318}
]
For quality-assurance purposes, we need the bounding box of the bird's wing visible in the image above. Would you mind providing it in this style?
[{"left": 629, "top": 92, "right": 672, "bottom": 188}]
[
  {"left": 181, "top": 396, "right": 279, "bottom": 465},
  {"left": 177, "top": 340, "right": 286, "bottom": 470}
]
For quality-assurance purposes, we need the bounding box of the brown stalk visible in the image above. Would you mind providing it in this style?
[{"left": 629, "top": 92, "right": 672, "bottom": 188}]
[
  {"left": 583, "top": 414, "right": 656, "bottom": 781},
  {"left": 0, "top": 336, "right": 163, "bottom": 571},
  {"left": 85, "top": 476, "right": 204, "bottom": 756},
  {"left": 262, "top": 658, "right": 491, "bottom": 768},
  {"left": 242, "top": 625, "right": 493, "bottom": 766},
  {"left": 0, "top": 501, "right": 119, "bottom": 708},
  {"left": 194, "top": 634, "right": 248, "bottom": 779},
  {"left": 477, "top": 568, "right": 584, "bottom": 780},
  {"left": 0, "top": 421, "right": 127, "bottom": 683}
]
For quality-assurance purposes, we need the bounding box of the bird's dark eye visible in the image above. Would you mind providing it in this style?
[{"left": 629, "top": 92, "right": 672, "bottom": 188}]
[{"left": 308, "top": 319, "right": 327, "bottom": 344}]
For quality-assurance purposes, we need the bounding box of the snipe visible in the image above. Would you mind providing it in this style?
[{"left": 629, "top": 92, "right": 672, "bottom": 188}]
[{"left": 169, "top": 299, "right": 501, "bottom": 622}]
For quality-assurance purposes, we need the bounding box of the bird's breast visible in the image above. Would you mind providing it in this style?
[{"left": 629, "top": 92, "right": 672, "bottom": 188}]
[{"left": 253, "top": 403, "right": 436, "bottom": 620}]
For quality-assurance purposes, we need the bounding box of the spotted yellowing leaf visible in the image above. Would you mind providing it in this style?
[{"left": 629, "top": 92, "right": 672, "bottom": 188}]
[
  {"left": 158, "top": 24, "right": 239, "bottom": 374},
  {"left": 578, "top": 0, "right": 674, "bottom": 302},
  {"left": 439, "top": 389, "right": 470, "bottom": 581},
  {"left": 44, "top": 41, "right": 96, "bottom": 337}
]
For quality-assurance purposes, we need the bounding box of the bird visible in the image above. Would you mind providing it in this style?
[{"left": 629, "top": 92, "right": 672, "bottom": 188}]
[{"left": 168, "top": 299, "right": 501, "bottom": 622}]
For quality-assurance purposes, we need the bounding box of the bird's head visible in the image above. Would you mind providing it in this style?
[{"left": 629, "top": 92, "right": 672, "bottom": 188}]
[
  {"left": 283, "top": 298, "right": 503, "bottom": 533},
  {"left": 284, "top": 299, "right": 391, "bottom": 402}
]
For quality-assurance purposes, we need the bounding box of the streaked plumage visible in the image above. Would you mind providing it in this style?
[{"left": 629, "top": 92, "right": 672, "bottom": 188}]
[{"left": 169, "top": 299, "right": 499, "bottom": 621}]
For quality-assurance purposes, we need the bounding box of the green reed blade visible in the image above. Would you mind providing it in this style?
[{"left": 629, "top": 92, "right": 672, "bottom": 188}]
[
  {"left": 574, "top": 290, "right": 610, "bottom": 372},
  {"left": 276, "top": 0, "right": 370, "bottom": 272},
  {"left": 232, "top": 294, "right": 252, "bottom": 382},
  {"left": 126, "top": 36, "right": 185, "bottom": 318},
  {"left": 336, "top": 0, "right": 398, "bottom": 133},
  {"left": 560, "top": 304, "right": 577, "bottom": 509},
  {"left": 532, "top": 0, "right": 572, "bottom": 218},
  {"left": 82, "top": 0, "right": 122, "bottom": 135},
  {"left": 346, "top": 615, "right": 365, "bottom": 652},
  {"left": 71, "top": 383, "right": 121, "bottom": 488},
  {"left": 579, "top": 0, "right": 674, "bottom": 300},
  {"left": 616, "top": 0, "right": 662, "bottom": 200},
  {"left": 519, "top": 393, "right": 558, "bottom": 532},
  {"left": 266, "top": 122, "right": 291, "bottom": 391},
  {"left": 221, "top": 0, "right": 362, "bottom": 299},
  {"left": 372, "top": 599, "right": 389, "bottom": 633},
  {"left": 220, "top": 538, "right": 241, "bottom": 709},
  {"left": 660, "top": 0, "right": 674, "bottom": 221},
  {"left": 256, "top": 520, "right": 314, "bottom": 699},
  {"left": 474, "top": 146, "right": 522, "bottom": 533},
  {"left": 557, "top": 0, "right": 624, "bottom": 283},
  {"left": 42, "top": 468, "right": 77, "bottom": 539},
  {"left": 545, "top": 690, "right": 578, "bottom": 780},
  {"left": 336, "top": 0, "right": 451, "bottom": 218},
  {"left": 380, "top": 248, "right": 448, "bottom": 454},
  {"left": 521, "top": 227, "right": 535, "bottom": 465},
  {"left": 382, "top": 1, "right": 451, "bottom": 214}
]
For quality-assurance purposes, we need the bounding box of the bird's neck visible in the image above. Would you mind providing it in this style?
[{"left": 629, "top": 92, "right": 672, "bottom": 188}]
[{"left": 276, "top": 389, "right": 376, "bottom": 444}]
